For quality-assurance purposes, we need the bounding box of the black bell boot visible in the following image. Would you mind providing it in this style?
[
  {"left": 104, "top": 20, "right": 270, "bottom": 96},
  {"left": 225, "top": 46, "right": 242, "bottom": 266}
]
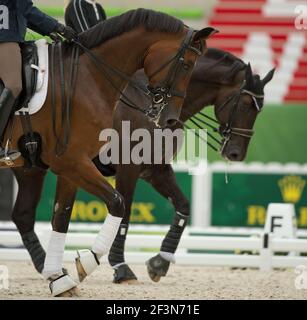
[{"left": 0, "top": 88, "right": 21, "bottom": 163}]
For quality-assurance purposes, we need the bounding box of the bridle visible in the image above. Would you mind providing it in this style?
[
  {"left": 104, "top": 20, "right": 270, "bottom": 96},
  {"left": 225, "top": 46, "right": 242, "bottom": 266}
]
[
  {"left": 184, "top": 80, "right": 264, "bottom": 154},
  {"left": 143, "top": 27, "right": 202, "bottom": 121},
  {"left": 73, "top": 27, "right": 202, "bottom": 123},
  {"left": 217, "top": 81, "right": 264, "bottom": 153}
]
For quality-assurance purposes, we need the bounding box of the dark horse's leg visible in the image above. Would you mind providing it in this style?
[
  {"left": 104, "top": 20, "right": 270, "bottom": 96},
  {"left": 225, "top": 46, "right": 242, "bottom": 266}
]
[
  {"left": 144, "top": 164, "right": 190, "bottom": 282},
  {"left": 108, "top": 163, "right": 190, "bottom": 283},
  {"left": 11, "top": 167, "right": 47, "bottom": 273},
  {"left": 108, "top": 163, "right": 141, "bottom": 284}
]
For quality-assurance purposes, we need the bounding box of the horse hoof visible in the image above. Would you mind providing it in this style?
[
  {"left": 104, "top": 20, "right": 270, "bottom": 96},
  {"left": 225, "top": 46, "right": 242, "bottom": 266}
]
[
  {"left": 119, "top": 279, "right": 141, "bottom": 285},
  {"left": 75, "top": 257, "right": 87, "bottom": 282},
  {"left": 146, "top": 254, "right": 170, "bottom": 283},
  {"left": 113, "top": 264, "right": 138, "bottom": 284},
  {"left": 55, "top": 286, "right": 81, "bottom": 298},
  {"left": 147, "top": 270, "right": 161, "bottom": 283},
  {"left": 75, "top": 249, "right": 100, "bottom": 282},
  {"left": 49, "top": 274, "right": 79, "bottom": 297}
]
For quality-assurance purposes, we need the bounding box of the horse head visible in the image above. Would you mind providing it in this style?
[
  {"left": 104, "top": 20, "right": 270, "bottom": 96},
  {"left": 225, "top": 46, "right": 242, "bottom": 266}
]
[{"left": 215, "top": 63, "right": 275, "bottom": 161}]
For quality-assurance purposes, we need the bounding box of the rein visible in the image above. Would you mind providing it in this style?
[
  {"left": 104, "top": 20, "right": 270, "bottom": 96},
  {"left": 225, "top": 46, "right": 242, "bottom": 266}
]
[
  {"left": 72, "top": 27, "right": 201, "bottom": 121},
  {"left": 48, "top": 27, "right": 199, "bottom": 155},
  {"left": 182, "top": 81, "right": 264, "bottom": 154},
  {"left": 50, "top": 41, "right": 80, "bottom": 156}
]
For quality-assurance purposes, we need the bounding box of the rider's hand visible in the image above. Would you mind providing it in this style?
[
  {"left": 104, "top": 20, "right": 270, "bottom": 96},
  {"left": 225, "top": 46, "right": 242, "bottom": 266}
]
[
  {"left": 55, "top": 24, "right": 78, "bottom": 42},
  {"left": 49, "top": 32, "right": 62, "bottom": 42}
]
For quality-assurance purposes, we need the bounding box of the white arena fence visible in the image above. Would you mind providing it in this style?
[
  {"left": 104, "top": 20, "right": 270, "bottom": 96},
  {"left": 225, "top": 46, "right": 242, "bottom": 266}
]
[{"left": 0, "top": 222, "right": 306, "bottom": 271}]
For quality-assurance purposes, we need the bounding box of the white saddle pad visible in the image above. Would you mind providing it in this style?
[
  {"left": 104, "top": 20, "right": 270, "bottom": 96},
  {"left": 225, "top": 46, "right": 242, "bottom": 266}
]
[{"left": 15, "top": 39, "right": 49, "bottom": 116}]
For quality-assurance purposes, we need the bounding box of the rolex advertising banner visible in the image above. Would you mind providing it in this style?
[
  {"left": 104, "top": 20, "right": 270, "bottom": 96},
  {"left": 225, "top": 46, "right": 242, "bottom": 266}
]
[
  {"left": 33, "top": 163, "right": 307, "bottom": 228},
  {"left": 211, "top": 165, "right": 307, "bottom": 229},
  {"left": 36, "top": 171, "right": 192, "bottom": 225}
]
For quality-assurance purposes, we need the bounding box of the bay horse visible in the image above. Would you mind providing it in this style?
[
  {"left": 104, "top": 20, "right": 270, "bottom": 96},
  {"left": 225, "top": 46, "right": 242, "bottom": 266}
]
[
  {"left": 0, "top": 8, "right": 216, "bottom": 296},
  {"left": 9, "top": 49, "right": 274, "bottom": 290}
]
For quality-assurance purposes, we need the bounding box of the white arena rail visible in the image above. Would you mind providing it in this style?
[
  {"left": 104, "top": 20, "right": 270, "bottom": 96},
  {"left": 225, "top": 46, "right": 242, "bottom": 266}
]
[{"left": 0, "top": 227, "right": 306, "bottom": 270}]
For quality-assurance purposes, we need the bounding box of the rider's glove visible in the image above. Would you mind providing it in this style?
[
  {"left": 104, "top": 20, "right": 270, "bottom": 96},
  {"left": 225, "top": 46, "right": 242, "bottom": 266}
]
[{"left": 55, "top": 24, "right": 78, "bottom": 42}]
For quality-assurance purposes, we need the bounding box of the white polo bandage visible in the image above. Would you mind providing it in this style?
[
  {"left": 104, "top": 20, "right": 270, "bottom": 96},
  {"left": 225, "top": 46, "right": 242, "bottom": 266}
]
[
  {"left": 92, "top": 214, "right": 122, "bottom": 258},
  {"left": 42, "top": 231, "right": 66, "bottom": 280},
  {"left": 160, "top": 251, "right": 176, "bottom": 263}
]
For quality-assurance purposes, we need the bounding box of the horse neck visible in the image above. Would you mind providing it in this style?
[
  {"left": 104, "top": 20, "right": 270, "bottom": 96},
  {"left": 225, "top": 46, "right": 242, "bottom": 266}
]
[
  {"left": 86, "top": 28, "right": 181, "bottom": 108},
  {"left": 180, "top": 62, "right": 245, "bottom": 122},
  {"left": 180, "top": 75, "right": 220, "bottom": 122}
]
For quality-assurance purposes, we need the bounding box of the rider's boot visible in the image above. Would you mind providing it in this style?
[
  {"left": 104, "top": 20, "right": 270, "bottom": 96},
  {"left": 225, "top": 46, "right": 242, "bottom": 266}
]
[{"left": 0, "top": 88, "right": 21, "bottom": 162}]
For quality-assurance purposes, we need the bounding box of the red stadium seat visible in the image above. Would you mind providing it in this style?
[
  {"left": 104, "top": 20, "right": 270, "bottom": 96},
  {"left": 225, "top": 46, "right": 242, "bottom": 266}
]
[{"left": 207, "top": 0, "right": 307, "bottom": 104}]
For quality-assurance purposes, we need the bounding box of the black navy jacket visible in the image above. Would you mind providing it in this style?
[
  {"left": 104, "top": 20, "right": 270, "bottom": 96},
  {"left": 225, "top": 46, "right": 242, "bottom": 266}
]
[
  {"left": 0, "top": 0, "right": 59, "bottom": 43},
  {"left": 65, "top": 0, "right": 107, "bottom": 34}
]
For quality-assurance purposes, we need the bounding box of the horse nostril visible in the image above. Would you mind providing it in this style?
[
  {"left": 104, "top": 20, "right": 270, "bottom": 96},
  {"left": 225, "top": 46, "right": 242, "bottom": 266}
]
[
  {"left": 228, "top": 150, "right": 240, "bottom": 161},
  {"left": 166, "top": 119, "right": 178, "bottom": 127}
]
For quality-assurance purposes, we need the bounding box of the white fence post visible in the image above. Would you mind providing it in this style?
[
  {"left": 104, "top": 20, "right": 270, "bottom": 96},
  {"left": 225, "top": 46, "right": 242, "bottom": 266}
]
[{"left": 260, "top": 233, "right": 272, "bottom": 271}]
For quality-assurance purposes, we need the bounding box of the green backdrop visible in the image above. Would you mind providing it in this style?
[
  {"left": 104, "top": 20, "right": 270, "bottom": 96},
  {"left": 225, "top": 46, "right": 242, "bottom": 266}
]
[
  {"left": 206, "top": 104, "right": 307, "bottom": 164},
  {"left": 35, "top": 103, "right": 307, "bottom": 226},
  {"left": 36, "top": 172, "right": 192, "bottom": 224},
  {"left": 212, "top": 173, "right": 307, "bottom": 228}
]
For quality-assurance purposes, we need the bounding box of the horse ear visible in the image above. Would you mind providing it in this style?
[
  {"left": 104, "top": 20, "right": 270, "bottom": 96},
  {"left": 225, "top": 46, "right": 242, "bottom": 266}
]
[
  {"left": 262, "top": 68, "right": 275, "bottom": 86},
  {"left": 193, "top": 27, "right": 219, "bottom": 42},
  {"left": 245, "top": 63, "right": 254, "bottom": 88}
]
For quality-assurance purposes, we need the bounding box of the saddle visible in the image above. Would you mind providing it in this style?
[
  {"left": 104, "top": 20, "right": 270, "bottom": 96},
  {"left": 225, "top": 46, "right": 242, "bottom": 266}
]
[
  {"left": 0, "top": 41, "right": 45, "bottom": 168},
  {"left": 0, "top": 41, "right": 39, "bottom": 110},
  {"left": 0, "top": 40, "right": 78, "bottom": 169}
]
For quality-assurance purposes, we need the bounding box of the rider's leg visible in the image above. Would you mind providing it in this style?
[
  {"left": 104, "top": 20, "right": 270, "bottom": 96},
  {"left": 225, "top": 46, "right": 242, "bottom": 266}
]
[{"left": 0, "top": 42, "right": 22, "bottom": 161}]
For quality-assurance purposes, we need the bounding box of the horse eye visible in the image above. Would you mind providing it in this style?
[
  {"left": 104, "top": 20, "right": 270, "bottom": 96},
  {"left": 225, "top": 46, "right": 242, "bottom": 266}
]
[
  {"left": 242, "top": 105, "right": 252, "bottom": 112},
  {"left": 183, "top": 64, "right": 190, "bottom": 70}
]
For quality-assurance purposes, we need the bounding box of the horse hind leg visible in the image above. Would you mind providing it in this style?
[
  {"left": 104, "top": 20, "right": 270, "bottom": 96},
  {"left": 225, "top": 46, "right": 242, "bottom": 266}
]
[{"left": 11, "top": 167, "right": 47, "bottom": 274}]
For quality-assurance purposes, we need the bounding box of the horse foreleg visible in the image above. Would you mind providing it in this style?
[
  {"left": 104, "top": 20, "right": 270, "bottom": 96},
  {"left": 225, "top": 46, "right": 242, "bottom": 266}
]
[
  {"left": 12, "top": 167, "right": 47, "bottom": 274},
  {"left": 42, "top": 175, "right": 79, "bottom": 297},
  {"left": 108, "top": 164, "right": 141, "bottom": 284},
  {"left": 143, "top": 164, "right": 190, "bottom": 282},
  {"left": 56, "top": 158, "right": 125, "bottom": 284}
]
